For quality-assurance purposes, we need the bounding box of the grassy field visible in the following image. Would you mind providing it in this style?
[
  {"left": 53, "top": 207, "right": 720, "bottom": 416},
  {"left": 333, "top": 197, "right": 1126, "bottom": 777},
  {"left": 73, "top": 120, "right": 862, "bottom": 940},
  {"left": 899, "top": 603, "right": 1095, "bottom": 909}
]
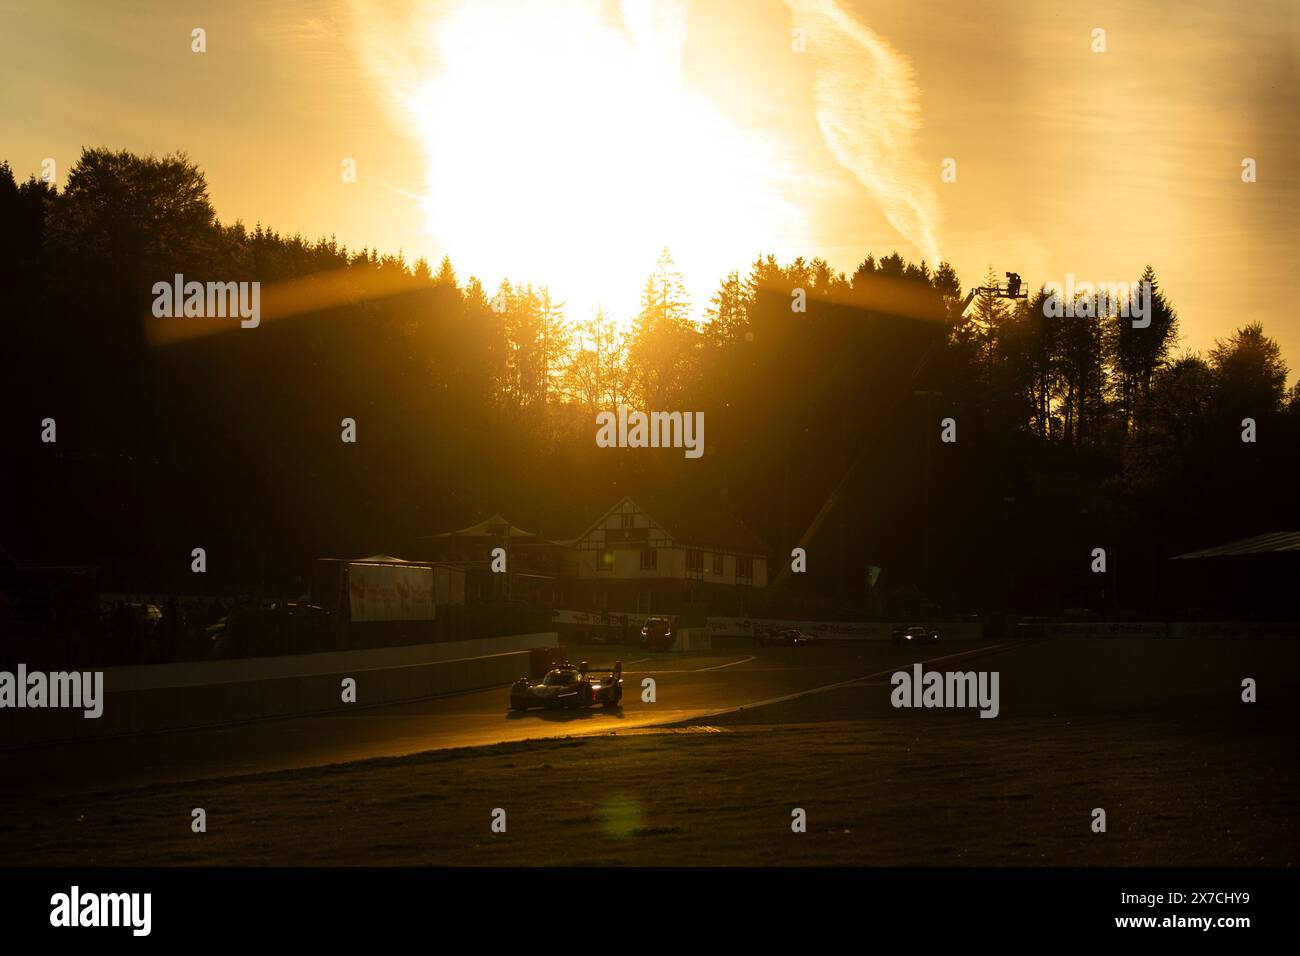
[{"left": 3, "top": 678, "right": 1295, "bottom": 866}]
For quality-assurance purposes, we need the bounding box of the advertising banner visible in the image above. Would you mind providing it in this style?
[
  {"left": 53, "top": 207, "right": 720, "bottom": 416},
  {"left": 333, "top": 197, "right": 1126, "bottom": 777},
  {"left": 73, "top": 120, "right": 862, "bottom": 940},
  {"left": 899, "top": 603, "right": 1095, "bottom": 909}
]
[{"left": 347, "top": 563, "right": 436, "bottom": 622}]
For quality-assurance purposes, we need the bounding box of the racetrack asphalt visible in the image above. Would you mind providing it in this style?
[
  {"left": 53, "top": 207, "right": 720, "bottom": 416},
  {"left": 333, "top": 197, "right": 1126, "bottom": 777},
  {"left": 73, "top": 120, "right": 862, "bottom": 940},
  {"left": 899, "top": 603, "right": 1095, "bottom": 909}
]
[{"left": 3, "top": 639, "right": 1007, "bottom": 797}]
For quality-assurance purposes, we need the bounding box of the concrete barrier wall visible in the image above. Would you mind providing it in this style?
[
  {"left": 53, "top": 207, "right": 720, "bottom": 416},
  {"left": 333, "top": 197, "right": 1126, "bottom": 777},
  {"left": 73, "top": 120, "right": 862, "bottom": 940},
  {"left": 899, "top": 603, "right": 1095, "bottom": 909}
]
[
  {"left": 674, "top": 628, "right": 713, "bottom": 652},
  {"left": 103, "top": 631, "right": 556, "bottom": 692},
  {"left": 708, "top": 617, "right": 983, "bottom": 641},
  {"left": 711, "top": 618, "right": 1298, "bottom": 642},
  {"left": 1039, "top": 622, "right": 1299, "bottom": 639},
  {"left": 3, "top": 634, "right": 557, "bottom": 748},
  {"left": 1168, "top": 621, "right": 1299, "bottom": 639},
  {"left": 996, "top": 636, "right": 1300, "bottom": 713},
  {"left": 1042, "top": 622, "right": 1170, "bottom": 638}
]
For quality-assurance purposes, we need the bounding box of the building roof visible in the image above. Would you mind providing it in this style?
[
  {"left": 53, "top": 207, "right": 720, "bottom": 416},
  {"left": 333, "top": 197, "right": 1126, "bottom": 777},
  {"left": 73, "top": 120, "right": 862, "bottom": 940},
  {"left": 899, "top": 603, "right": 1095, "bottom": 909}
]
[
  {"left": 1172, "top": 531, "right": 1300, "bottom": 559},
  {"left": 421, "top": 514, "right": 544, "bottom": 541},
  {"left": 580, "top": 494, "right": 770, "bottom": 555}
]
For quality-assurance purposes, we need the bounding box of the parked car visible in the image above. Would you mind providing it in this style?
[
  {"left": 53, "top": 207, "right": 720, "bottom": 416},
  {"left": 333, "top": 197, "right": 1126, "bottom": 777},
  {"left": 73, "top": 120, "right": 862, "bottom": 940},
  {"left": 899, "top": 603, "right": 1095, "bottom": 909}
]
[{"left": 126, "top": 602, "right": 162, "bottom": 625}]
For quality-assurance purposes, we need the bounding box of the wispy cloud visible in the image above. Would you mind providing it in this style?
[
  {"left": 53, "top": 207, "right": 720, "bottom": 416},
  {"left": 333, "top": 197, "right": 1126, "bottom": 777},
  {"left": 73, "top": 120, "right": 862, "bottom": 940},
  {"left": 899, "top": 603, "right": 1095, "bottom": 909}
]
[{"left": 785, "top": 0, "right": 941, "bottom": 266}]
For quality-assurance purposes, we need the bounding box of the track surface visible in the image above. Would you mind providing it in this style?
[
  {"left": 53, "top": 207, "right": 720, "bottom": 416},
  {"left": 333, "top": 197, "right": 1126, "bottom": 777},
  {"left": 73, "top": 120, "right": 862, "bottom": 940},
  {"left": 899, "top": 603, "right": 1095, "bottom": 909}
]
[{"left": 3, "top": 640, "right": 1001, "bottom": 796}]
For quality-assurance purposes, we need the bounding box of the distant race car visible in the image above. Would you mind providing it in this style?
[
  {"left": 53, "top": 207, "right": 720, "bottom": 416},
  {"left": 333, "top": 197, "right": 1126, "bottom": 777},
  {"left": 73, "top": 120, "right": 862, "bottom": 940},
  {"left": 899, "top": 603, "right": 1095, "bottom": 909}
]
[
  {"left": 510, "top": 660, "right": 623, "bottom": 711},
  {"left": 640, "top": 617, "right": 675, "bottom": 652},
  {"left": 758, "top": 627, "right": 817, "bottom": 647},
  {"left": 892, "top": 625, "right": 939, "bottom": 645}
]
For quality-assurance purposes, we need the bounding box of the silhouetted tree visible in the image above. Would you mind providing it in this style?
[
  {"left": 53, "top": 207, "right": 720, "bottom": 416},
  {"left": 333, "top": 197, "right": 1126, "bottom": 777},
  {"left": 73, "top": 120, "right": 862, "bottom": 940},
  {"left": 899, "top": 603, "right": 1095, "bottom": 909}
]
[
  {"left": 1209, "top": 322, "right": 1289, "bottom": 421},
  {"left": 1108, "top": 265, "right": 1179, "bottom": 432},
  {"left": 3, "top": 145, "right": 1297, "bottom": 621},
  {"left": 628, "top": 247, "right": 697, "bottom": 407}
]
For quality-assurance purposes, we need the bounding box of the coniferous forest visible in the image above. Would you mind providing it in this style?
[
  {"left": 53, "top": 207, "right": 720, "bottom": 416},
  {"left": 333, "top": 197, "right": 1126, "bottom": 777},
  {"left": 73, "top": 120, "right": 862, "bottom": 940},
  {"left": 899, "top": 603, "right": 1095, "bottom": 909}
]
[{"left": 4, "top": 149, "right": 1297, "bottom": 615}]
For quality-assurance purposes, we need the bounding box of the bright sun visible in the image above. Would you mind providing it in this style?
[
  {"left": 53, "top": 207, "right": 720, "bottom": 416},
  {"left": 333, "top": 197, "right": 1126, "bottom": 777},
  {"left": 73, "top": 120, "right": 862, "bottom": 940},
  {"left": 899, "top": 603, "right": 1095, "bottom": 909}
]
[{"left": 361, "top": 0, "right": 803, "bottom": 323}]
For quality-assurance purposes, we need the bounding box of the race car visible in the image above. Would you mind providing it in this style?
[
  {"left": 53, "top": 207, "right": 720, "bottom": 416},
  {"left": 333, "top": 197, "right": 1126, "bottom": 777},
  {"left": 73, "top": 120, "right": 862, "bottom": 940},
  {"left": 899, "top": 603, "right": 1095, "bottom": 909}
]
[
  {"left": 640, "top": 617, "right": 675, "bottom": 652},
  {"left": 758, "top": 627, "right": 817, "bottom": 647},
  {"left": 892, "top": 624, "right": 939, "bottom": 645},
  {"left": 510, "top": 660, "right": 623, "bottom": 711}
]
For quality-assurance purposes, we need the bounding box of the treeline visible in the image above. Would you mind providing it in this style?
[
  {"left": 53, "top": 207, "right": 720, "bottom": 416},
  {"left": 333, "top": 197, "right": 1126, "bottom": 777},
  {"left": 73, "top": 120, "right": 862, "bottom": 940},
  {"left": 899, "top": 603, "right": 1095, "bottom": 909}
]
[{"left": 2, "top": 149, "right": 1297, "bottom": 614}]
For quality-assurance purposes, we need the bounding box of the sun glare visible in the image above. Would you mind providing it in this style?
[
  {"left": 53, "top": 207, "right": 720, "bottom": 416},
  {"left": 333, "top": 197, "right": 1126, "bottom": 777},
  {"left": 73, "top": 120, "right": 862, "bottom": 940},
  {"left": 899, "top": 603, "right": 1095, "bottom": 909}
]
[{"left": 369, "top": 0, "right": 804, "bottom": 322}]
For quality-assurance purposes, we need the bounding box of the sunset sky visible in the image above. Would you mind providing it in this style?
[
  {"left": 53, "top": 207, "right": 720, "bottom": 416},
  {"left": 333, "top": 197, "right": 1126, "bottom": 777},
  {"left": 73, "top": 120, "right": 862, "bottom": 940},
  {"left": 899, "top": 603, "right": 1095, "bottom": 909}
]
[{"left": 3, "top": 0, "right": 1296, "bottom": 368}]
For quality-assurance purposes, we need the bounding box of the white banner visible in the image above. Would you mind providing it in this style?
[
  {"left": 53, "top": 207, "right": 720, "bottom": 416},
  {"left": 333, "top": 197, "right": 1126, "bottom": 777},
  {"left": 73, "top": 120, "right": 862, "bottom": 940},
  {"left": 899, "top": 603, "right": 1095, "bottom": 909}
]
[
  {"left": 347, "top": 563, "right": 436, "bottom": 622},
  {"left": 552, "top": 609, "right": 672, "bottom": 629}
]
